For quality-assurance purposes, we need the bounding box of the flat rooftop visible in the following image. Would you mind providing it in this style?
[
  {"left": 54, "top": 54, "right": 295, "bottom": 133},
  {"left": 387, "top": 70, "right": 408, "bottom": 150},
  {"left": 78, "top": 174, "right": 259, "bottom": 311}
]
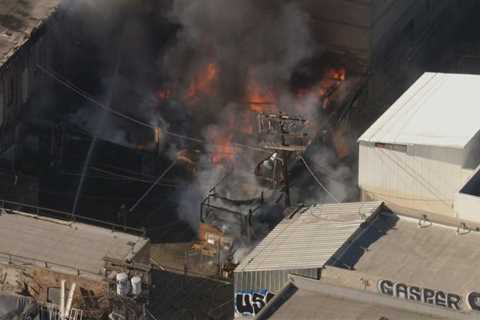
[
  {"left": 235, "top": 201, "right": 383, "bottom": 273},
  {"left": 257, "top": 276, "right": 472, "bottom": 320},
  {"left": 332, "top": 211, "right": 480, "bottom": 294},
  {"left": 359, "top": 72, "right": 480, "bottom": 148},
  {"left": 0, "top": 0, "right": 62, "bottom": 67},
  {"left": 0, "top": 210, "right": 149, "bottom": 279}
]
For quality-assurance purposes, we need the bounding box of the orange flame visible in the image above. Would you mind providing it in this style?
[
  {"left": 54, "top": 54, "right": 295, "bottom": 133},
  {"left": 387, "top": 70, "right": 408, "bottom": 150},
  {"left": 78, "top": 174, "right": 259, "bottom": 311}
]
[
  {"left": 157, "top": 88, "right": 172, "bottom": 101},
  {"left": 314, "top": 67, "right": 348, "bottom": 111},
  {"left": 187, "top": 63, "right": 219, "bottom": 99},
  {"left": 326, "top": 67, "right": 347, "bottom": 81},
  {"left": 211, "top": 135, "right": 236, "bottom": 165},
  {"left": 240, "top": 114, "right": 254, "bottom": 135},
  {"left": 247, "top": 81, "right": 277, "bottom": 113}
]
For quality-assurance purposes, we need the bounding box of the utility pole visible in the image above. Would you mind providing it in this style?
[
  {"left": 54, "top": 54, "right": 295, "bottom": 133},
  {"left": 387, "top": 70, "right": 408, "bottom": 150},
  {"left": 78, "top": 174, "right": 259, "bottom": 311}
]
[{"left": 256, "top": 112, "right": 309, "bottom": 207}]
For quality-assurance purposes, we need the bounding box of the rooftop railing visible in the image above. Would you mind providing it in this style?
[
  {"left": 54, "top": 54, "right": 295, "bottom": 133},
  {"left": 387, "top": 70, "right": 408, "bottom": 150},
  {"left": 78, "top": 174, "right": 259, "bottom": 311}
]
[{"left": 0, "top": 199, "right": 146, "bottom": 237}]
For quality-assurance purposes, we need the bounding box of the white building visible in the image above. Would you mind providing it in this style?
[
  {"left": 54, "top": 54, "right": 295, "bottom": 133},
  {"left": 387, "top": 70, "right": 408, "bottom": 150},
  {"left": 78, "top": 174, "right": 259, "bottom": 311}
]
[{"left": 358, "top": 72, "right": 480, "bottom": 222}]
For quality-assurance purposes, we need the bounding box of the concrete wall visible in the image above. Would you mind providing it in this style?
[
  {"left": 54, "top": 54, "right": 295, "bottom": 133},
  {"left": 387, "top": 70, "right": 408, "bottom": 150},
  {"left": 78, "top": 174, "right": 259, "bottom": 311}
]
[
  {"left": 366, "top": 0, "right": 477, "bottom": 115},
  {"left": 454, "top": 162, "right": 480, "bottom": 223},
  {"left": 359, "top": 142, "right": 472, "bottom": 218},
  {"left": 454, "top": 192, "right": 480, "bottom": 223},
  {"left": 299, "top": 0, "right": 371, "bottom": 59},
  {"left": 300, "top": 0, "right": 456, "bottom": 62},
  {"left": 321, "top": 264, "right": 480, "bottom": 309}
]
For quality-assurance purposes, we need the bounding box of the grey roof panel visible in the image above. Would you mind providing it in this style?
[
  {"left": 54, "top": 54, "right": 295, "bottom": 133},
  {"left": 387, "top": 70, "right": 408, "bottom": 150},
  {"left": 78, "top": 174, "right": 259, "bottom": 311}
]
[
  {"left": 235, "top": 201, "right": 383, "bottom": 272},
  {"left": 340, "top": 212, "right": 480, "bottom": 294},
  {"left": 0, "top": 211, "right": 148, "bottom": 277},
  {"left": 260, "top": 278, "right": 468, "bottom": 320}
]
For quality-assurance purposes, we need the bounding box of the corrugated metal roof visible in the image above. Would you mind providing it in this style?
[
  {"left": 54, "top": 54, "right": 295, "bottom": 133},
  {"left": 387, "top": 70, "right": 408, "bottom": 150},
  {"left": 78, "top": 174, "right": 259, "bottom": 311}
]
[
  {"left": 235, "top": 201, "right": 383, "bottom": 272},
  {"left": 358, "top": 72, "right": 480, "bottom": 148}
]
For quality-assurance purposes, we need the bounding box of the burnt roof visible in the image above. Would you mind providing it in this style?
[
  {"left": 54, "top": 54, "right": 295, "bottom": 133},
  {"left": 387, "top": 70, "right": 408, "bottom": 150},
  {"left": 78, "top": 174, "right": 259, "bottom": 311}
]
[{"left": 0, "top": 0, "right": 62, "bottom": 67}]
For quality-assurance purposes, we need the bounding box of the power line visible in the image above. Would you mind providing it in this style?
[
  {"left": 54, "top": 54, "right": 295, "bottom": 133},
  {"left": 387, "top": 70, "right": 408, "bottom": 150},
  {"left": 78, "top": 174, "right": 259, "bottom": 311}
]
[
  {"left": 72, "top": 49, "right": 122, "bottom": 215},
  {"left": 37, "top": 64, "right": 155, "bottom": 129},
  {"left": 129, "top": 160, "right": 177, "bottom": 213},
  {"left": 37, "top": 64, "right": 269, "bottom": 154},
  {"left": 298, "top": 155, "right": 339, "bottom": 203}
]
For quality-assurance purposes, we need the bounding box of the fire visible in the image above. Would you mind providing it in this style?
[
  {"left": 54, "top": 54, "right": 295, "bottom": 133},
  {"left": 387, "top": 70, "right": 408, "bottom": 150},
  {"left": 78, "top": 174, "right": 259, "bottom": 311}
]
[
  {"left": 313, "top": 67, "right": 348, "bottom": 110},
  {"left": 327, "top": 67, "right": 347, "bottom": 81},
  {"left": 333, "top": 123, "right": 351, "bottom": 159},
  {"left": 247, "top": 81, "right": 277, "bottom": 113},
  {"left": 211, "top": 135, "right": 236, "bottom": 165},
  {"left": 186, "top": 63, "right": 219, "bottom": 99},
  {"left": 240, "top": 114, "right": 254, "bottom": 135},
  {"left": 157, "top": 88, "right": 172, "bottom": 101}
]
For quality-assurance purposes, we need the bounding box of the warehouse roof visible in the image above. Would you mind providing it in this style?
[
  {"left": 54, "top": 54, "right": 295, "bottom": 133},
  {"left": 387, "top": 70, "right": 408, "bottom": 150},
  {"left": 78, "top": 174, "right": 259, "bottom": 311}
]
[
  {"left": 235, "top": 201, "right": 383, "bottom": 272},
  {"left": 0, "top": 0, "right": 62, "bottom": 67},
  {"left": 332, "top": 211, "right": 480, "bottom": 294},
  {"left": 359, "top": 72, "right": 480, "bottom": 148},
  {"left": 0, "top": 210, "right": 148, "bottom": 279},
  {"left": 256, "top": 276, "right": 473, "bottom": 320}
]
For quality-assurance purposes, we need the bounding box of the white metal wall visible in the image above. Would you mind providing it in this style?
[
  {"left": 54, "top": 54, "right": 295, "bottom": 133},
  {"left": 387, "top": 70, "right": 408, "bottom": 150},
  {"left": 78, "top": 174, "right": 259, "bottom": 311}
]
[{"left": 359, "top": 142, "right": 473, "bottom": 217}]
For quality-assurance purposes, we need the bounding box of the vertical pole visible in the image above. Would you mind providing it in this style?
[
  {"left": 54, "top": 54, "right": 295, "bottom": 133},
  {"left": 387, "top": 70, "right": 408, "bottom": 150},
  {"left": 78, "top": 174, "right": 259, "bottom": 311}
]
[
  {"left": 60, "top": 280, "right": 66, "bottom": 319},
  {"left": 283, "top": 151, "right": 291, "bottom": 207},
  {"left": 65, "top": 282, "right": 77, "bottom": 317},
  {"left": 217, "top": 238, "right": 221, "bottom": 277},
  {"left": 183, "top": 249, "right": 188, "bottom": 290}
]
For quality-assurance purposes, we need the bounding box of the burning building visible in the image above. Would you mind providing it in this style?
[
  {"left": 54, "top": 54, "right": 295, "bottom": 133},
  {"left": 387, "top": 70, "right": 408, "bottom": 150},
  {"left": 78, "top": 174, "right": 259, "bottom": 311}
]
[
  {"left": 0, "top": 0, "right": 68, "bottom": 208},
  {"left": 0, "top": 0, "right": 62, "bottom": 153},
  {"left": 295, "top": 0, "right": 478, "bottom": 130}
]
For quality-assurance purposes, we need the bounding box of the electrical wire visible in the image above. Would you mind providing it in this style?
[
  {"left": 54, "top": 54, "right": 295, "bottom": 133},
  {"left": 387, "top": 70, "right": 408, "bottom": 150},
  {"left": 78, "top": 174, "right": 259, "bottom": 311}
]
[
  {"left": 61, "top": 168, "right": 179, "bottom": 188},
  {"left": 129, "top": 160, "right": 177, "bottom": 213},
  {"left": 37, "top": 64, "right": 270, "bottom": 154},
  {"left": 89, "top": 167, "right": 160, "bottom": 184},
  {"left": 37, "top": 64, "right": 155, "bottom": 129},
  {"left": 298, "top": 155, "right": 339, "bottom": 203}
]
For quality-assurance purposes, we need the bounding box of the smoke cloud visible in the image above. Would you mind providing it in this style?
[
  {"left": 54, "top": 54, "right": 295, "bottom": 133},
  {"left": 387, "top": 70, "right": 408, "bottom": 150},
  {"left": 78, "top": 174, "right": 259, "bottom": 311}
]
[{"left": 51, "top": 0, "right": 359, "bottom": 248}]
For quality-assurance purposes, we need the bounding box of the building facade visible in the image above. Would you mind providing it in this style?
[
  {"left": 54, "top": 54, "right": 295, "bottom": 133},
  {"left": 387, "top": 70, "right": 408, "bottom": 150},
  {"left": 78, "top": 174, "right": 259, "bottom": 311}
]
[
  {"left": 0, "top": 0, "right": 64, "bottom": 154},
  {"left": 249, "top": 206, "right": 480, "bottom": 319},
  {"left": 0, "top": 202, "right": 151, "bottom": 319},
  {"left": 358, "top": 72, "right": 480, "bottom": 222},
  {"left": 233, "top": 201, "right": 383, "bottom": 318}
]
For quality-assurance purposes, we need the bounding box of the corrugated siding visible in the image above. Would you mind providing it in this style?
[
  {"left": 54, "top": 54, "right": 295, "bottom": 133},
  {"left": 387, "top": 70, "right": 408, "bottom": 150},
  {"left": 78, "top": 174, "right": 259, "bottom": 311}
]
[
  {"left": 234, "top": 268, "right": 319, "bottom": 293},
  {"left": 235, "top": 202, "right": 383, "bottom": 272},
  {"left": 359, "top": 142, "right": 471, "bottom": 217}
]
